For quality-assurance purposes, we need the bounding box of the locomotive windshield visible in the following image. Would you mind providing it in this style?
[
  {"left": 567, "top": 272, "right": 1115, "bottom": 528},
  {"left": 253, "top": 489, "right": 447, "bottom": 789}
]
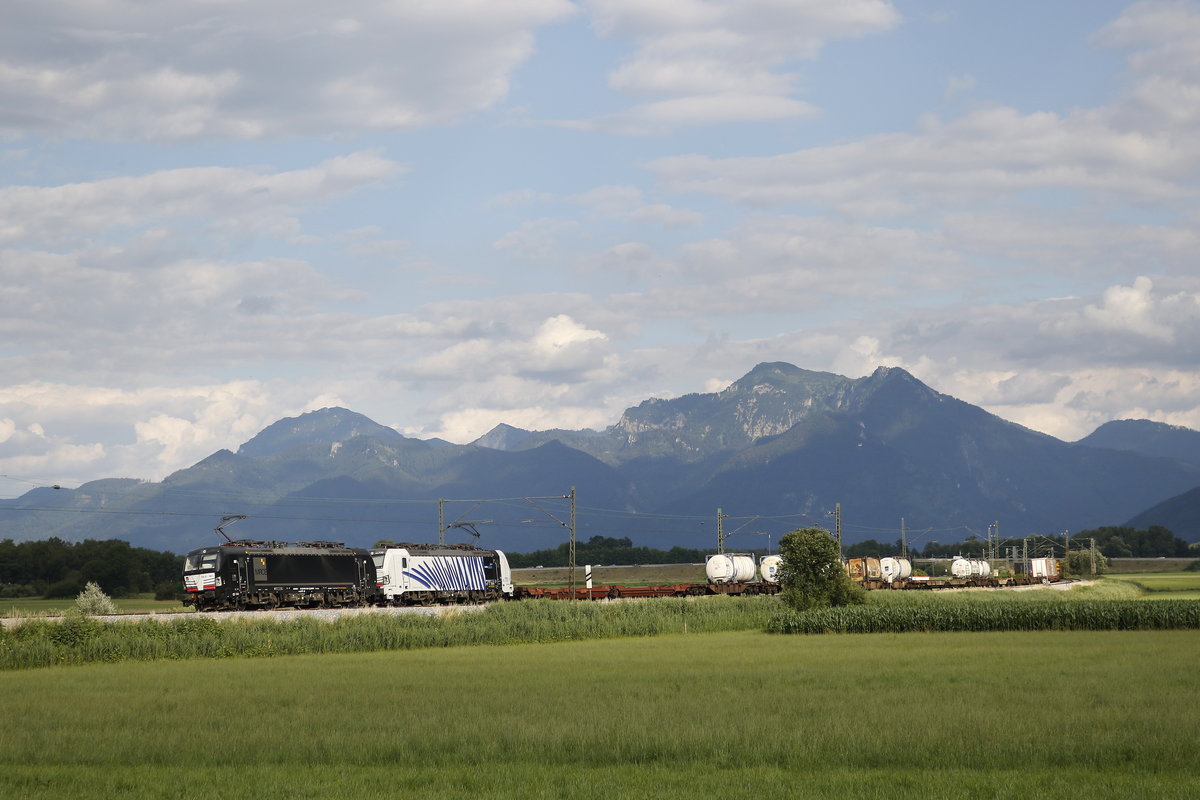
[{"left": 184, "top": 552, "right": 219, "bottom": 572}]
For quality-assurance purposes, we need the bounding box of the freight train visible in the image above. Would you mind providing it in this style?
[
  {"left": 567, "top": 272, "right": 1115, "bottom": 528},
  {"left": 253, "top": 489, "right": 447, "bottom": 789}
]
[
  {"left": 183, "top": 539, "right": 1067, "bottom": 611},
  {"left": 520, "top": 553, "right": 783, "bottom": 600},
  {"left": 844, "top": 555, "right": 1062, "bottom": 590},
  {"left": 181, "top": 542, "right": 782, "bottom": 609}
]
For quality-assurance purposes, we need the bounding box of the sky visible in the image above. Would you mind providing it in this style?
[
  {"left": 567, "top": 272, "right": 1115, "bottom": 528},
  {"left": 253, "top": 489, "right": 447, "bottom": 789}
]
[{"left": 1, "top": 0, "right": 1199, "bottom": 498}]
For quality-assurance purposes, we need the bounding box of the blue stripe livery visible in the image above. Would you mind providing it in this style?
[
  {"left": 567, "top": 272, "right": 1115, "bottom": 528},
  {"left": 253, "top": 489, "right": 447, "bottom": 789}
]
[{"left": 405, "top": 556, "right": 487, "bottom": 591}]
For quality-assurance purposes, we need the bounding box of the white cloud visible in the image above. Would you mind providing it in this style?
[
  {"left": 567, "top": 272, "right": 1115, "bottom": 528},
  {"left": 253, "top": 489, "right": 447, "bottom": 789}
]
[
  {"left": 0, "top": 379, "right": 299, "bottom": 492},
  {"left": 0, "top": 151, "right": 403, "bottom": 247},
  {"left": 0, "top": 0, "right": 576, "bottom": 140},
  {"left": 569, "top": 0, "right": 899, "bottom": 131}
]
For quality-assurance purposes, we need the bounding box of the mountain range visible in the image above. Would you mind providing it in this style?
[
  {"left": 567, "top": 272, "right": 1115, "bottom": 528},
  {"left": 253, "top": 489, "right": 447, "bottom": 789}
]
[{"left": 3, "top": 362, "right": 1198, "bottom": 553}]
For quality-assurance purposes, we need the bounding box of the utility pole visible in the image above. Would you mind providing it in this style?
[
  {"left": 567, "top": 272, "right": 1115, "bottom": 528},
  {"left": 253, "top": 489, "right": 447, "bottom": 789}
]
[
  {"left": 1062, "top": 530, "right": 1070, "bottom": 578},
  {"left": 716, "top": 507, "right": 725, "bottom": 554},
  {"left": 900, "top": 517, "right": 907, "bottom": 560},
  {"left": 568, "top": 486, "right": 577, "bottom": 596},
  {"left": 834, "top": 502, "right": 842, "bottom": 559},
  {"left": 437, "top": 499, "right": 445, "bottom": 545},
  {"left": 1090, "top": 537, "right": 1097, "bottom": 576}
]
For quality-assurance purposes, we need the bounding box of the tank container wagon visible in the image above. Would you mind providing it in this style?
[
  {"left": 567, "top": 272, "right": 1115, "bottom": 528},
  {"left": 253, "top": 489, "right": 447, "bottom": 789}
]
[
  {"left": 950, "top": 556, "right": 992, "bottom": 581},
  {"left": 845, "top": 557, "right": 884, "bottom": 586},
  {"left": 759, "top": 555, "right": 783, "bottom": 584},
  {"left": 372, "top": 543, "right": 514, "bottom": 604},
  {"left": 706, "top": 553, "right": 757, "bottom": 584},
  {"left": 879, "top": 557, "right": 912, "bottom": 584},
  {"left": 182, "top": 540, "right": 377, "bottom": 611}
]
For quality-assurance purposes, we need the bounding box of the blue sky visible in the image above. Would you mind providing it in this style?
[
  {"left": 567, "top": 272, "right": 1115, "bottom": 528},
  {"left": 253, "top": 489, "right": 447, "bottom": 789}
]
[{"left": 2, "top": 0, "right": 1199, "bottom": 497}]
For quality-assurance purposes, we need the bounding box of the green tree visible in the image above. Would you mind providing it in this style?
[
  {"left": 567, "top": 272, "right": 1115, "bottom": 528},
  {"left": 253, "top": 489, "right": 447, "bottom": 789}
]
[
  {"left": 777, "top": 527, "right": 865, "bottom": 612},
  {"left": 1066, "top": 549, "right": 1109, "bottom": 576}
]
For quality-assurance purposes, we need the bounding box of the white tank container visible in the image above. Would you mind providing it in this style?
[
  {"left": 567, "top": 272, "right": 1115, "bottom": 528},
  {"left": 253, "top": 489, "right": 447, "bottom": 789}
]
[
  {"left": 880, "top": 557, "right": 901, "bottom": 583},
  {"left": 879, "top": 557, "right": 913, "bottom": 583},
  {"left": 759, "top": 555, "right": 783, "bottom": 584},
  {"left": 951, "top": 557, "right": 991, "bottom": 578},
  {"left": 706, "top": 554, "right": 756, "bottom": 584}
]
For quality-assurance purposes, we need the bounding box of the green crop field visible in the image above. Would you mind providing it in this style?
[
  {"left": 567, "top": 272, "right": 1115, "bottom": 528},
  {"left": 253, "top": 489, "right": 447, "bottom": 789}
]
[
  {"left": 0, "top": 629, "right": 1196, "bottom": 799},
  {"left": 1104, "top": 572, "right": 1200, "bottom": 598}
]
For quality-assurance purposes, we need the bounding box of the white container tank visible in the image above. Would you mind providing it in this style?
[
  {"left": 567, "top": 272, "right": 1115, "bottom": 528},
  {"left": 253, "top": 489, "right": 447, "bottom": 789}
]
[
  {"left": 706, "top": 554, "right": 757, "bottom": 584},
  {"left": 951, "top": 557, "right": 990, "bottom": 578},
  {"left": 759, "top": 555, "right": 783, "bottom": 584},
  {"left": 880, "top": 557, "right": 911, "bottom": 583}
]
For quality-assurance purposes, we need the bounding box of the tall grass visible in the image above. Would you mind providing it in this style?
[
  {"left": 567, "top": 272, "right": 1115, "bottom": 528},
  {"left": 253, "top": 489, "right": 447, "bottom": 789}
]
[{"left": 0, "top": 597, "right": 778, "bottom": 671}]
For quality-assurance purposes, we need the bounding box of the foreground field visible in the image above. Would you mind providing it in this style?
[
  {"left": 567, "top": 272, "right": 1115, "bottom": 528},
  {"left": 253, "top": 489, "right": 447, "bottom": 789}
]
[{"left": 0, "top": 629, "right": 1195, "bottom": 799}]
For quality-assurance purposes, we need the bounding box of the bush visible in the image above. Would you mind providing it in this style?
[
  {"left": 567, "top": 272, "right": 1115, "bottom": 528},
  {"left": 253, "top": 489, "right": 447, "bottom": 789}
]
[
  {"left": 777, "top": 528, "right": 865, "bottom": 612},
  {"left": 1067, "top": 549, "right": 1109, "bottom": 576},
  {"left": 75, "top": 581, "right": 118, "bottom": 616},
  {"left": 154, "top": 580, "right": 181, "bottom": 601}
]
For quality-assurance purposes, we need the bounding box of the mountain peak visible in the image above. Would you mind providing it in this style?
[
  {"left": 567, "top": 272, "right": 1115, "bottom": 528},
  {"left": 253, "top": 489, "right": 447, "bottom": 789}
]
[
  {"left": 726, "top": 362, "right": 844, "bottom": 394},
  {"left": 238, "top": 407, "right": 404, "bottom": 458},
  {"left": 1077, "top": 419, "right": 1200, "bottom": 467},
  {"left": 473, "top": 423, "right": 533, "bottom": 451}
]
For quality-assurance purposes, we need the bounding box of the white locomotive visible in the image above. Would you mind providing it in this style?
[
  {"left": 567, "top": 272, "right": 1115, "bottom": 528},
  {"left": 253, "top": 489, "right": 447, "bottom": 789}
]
[{"left": 371, "top": 543, "right": 513, "bottom": 604}]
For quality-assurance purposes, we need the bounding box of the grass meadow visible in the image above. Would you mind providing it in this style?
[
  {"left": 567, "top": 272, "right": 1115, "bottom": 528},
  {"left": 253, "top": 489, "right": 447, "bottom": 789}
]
[
  {"left": 1, "top": 594, "right": 187, "bottom": 618},
  {"left": 0, "top": 628, "right": 1196, "bottom": 799},
  {"left": 1104, "top": 572, "right": 1200, "bottom": 598}
]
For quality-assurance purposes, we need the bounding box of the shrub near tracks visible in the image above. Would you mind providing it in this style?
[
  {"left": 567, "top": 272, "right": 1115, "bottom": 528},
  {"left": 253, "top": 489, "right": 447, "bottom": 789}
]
[{"left": 768, "top": 599, "right": 1200, "bottom": 634}]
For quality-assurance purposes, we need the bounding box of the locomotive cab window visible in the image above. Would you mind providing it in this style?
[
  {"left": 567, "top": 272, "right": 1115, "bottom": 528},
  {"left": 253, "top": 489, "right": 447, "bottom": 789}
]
[{"left": 185, "top": 552, "right": 219, "bottom": 571}]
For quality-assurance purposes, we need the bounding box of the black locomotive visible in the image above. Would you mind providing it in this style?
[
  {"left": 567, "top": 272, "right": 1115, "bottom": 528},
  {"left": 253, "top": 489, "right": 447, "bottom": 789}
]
[{"left": 182, "top": 540, "right": 377, "bottom": 611}]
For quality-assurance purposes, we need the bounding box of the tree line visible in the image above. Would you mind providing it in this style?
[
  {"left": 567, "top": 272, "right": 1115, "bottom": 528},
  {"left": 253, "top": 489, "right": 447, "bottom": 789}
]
[
  {"left": 0, "top": 537, "right": 183, "bottom": 599},
  {"left": 843, "top": 525, "right": 1196, "bottom": 560}
]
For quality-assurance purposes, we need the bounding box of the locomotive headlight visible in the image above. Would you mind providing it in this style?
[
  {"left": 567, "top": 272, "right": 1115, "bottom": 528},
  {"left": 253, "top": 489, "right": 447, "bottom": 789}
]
[{"left": 216, "top": 577, "right": 223, "bottom": 587}]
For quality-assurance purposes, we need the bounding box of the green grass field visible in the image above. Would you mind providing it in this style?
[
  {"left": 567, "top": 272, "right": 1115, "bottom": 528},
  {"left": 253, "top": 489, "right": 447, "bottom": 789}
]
[
  {"left": 0, "top": 629, "right": 1195, "bottom": 799},
  {"left": 1103, "top": 572, "right": 1200, "bottom": 598},
  {"left": 1, "top": 594, "right": 187, "bottom": 617}
]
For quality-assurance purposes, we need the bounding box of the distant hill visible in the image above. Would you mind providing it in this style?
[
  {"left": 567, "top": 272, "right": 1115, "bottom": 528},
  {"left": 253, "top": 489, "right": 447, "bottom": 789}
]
[
  {"left": 3, "top": 364, "right": 1200, "bottom": 553},
  {"left": 1075, "top": 419, "right": 1200, "bottom": 467},
  {"left": 1124, "top": 487, "right": 1200, "bottom": 541}
]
